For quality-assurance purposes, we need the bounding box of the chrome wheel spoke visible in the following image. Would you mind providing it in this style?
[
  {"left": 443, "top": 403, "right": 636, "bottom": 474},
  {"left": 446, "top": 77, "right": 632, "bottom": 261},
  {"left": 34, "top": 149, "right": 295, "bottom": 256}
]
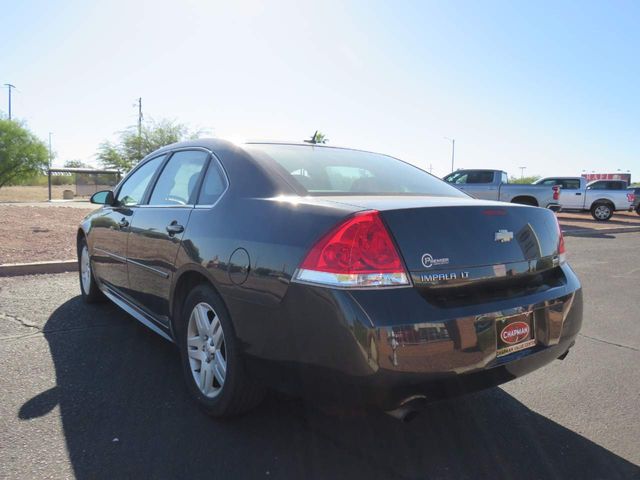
[
  {"left": 188, "top": 335, "right": 204, "bottom": 349},
  {"left": 188, "top": 348, "right": 206, "bottom": 363},
  {"left": 199, "top": 361, "right": 213, "bottom": 393},
  {"left": 211, "top": 321, "right": 224, "bottom": 349},
  {"left": 192, "top": 305, "right": 211, "bottom": 338},
  {"left": 212, "top": 350, "right": 226, "bottom": 384}
]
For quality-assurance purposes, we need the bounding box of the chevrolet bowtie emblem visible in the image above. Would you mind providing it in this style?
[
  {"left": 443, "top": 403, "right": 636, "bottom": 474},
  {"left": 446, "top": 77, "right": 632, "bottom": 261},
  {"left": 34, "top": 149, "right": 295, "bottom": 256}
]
[{"left": 495, "top": 229, "right": 514, "bottom": 243}]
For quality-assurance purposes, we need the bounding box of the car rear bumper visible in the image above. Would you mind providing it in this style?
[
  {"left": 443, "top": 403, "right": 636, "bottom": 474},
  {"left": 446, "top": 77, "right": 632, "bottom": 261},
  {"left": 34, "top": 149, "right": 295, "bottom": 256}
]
[{"left": 237, "top": 265, "right": 583, "bottom": 410}]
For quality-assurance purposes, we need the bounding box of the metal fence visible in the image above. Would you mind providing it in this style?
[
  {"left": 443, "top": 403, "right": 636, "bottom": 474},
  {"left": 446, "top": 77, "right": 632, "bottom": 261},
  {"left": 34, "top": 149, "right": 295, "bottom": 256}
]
[{"left": 47, "top": 168, "right": 121, "bottom": 200}]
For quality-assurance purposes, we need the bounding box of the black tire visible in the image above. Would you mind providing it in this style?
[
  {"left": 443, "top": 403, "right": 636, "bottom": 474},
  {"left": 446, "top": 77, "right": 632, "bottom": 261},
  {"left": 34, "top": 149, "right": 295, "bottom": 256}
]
[
  {"left": 177, "top": 284, "right": 265, "bottom": 417},
  {"left": 77, "top": 236, "right": 104, "bottom": 303},
  {"left": 590, "top": 202, "right": 613, "bottom": 221},
  {"left": 635, "top": 205, "right": 640, "bottom": 216}
]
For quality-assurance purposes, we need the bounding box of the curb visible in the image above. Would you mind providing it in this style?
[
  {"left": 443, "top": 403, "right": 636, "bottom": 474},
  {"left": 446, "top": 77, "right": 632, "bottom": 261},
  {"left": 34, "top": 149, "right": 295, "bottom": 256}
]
[
  {"left": 0, "top": 260, "right": 77, "bottom": 277},
  {"left": 0, "top": 227, "right": 638, "bottom": 276},
  {"left": 562, "top": 226, "right": 640, "bottom": 237}
]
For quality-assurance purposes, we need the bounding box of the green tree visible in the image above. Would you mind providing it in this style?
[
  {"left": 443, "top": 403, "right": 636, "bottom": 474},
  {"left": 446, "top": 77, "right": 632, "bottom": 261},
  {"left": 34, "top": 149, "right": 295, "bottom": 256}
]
[
  {"left": 64, "top": 159, "right": 90, "bottom": 168},
  {"left": 97, "top": 119, "right": 203, "bottom": 171},
  {"left": 0, "top": 119, "right": 49, "bottom": 189},
  {"left": 508, "top": 175, "right": 541, "bottom": 184}
]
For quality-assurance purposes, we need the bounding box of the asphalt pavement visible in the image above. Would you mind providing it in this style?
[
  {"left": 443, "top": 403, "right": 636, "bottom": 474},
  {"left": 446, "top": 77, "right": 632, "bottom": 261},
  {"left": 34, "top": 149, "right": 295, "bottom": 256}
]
[{"left": 0, "top": 233, "right": 638, "bottom": 479}]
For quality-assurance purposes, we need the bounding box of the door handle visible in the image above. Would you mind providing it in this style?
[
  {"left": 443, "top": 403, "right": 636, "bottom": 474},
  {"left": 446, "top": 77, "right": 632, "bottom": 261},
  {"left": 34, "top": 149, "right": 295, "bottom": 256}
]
[
  {"left": 166, "top": 221, "right": 184, "bottom": 236},
  {"left": 118, "top": 218, "right": 129, "bottom": 229},
  {"left": 576, "top": 193, "right": 582, "bottom": 196}
]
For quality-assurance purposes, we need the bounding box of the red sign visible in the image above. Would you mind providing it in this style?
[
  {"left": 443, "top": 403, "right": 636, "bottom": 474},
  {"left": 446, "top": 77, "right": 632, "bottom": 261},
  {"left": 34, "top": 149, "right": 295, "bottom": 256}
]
[{"left": 500, "top": 321, "right": 530, "bottom": 344}]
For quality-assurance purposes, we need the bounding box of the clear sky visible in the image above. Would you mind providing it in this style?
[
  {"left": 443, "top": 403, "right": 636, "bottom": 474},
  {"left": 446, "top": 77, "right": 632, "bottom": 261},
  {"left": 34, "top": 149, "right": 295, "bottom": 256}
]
[{"left": 2, "top": 0, "right": 638, "bottom": 179}]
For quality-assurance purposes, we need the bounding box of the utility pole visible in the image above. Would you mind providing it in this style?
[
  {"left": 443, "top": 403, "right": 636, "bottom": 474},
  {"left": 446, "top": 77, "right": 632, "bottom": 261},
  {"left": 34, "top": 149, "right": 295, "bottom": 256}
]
[
  {"left": 519, "top": 166, "right": 526, "bottom": 179},
  {"left": 48, "top": 132, "right": 53, "bottom": 166},
  {"left": 444, "top": 137, "right": 456, "bottom": 172},
  {"left": 48, "top": 132, "right": 53, "bottom": 202},
  {"left": 4, "top": 84, "right": 16, "bottom": 120},
  {"left": 137, "top": 97, "right": 143, "bottom": 160}
]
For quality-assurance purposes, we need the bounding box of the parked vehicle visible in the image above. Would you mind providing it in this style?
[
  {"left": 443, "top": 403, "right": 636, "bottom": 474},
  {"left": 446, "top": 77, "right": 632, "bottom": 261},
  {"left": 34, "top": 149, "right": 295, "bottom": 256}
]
[
  {"left": 627, "top": 186, "right": 640, "bottom": 215},
  {"left": 78, "top": 140, "right": 582, "bottom": 419},
  {"left": 443, "top": 169, "right": 561, "bottom": 210},
  {"left": 534, "top": 177, "right": 634, "bottom": 221}
]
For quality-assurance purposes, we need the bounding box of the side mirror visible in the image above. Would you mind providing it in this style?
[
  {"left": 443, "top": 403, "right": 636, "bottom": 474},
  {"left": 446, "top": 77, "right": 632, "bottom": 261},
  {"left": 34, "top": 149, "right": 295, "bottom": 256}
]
[{"left": 90, "top": 190, "right": 114, "bottom": 205}]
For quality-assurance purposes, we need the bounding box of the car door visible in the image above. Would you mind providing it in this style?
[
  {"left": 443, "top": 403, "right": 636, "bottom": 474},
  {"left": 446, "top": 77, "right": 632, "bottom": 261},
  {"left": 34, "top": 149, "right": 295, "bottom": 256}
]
[
  {"left": 91, "top": 155, "right": 165, "bottom": 293},
  {"left": 125, "top": 149, "right": 210, "bottom": 322},
  {"left": 560, "top": 179, "right": 583, "bottom": 208}
]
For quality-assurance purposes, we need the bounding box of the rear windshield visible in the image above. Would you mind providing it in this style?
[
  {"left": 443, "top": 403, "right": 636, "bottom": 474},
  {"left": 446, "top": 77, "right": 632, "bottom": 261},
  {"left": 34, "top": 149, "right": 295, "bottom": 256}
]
[{"left": 245, "top": 144, "right": 466, "bottom": 197}]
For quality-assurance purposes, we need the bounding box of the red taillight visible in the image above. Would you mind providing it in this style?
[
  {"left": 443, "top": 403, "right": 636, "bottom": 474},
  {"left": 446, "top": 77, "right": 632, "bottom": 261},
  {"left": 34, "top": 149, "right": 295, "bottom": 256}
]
[
  {"left": 552, "top": 185, "right": 561, "bottom": 201},
  {"left": 555, "top": 216, "right": 566, "bottom": 263},
  {"left": 627, "top": 193, "right": 635, "bottom": 203},
  {"left": 295, "top": 211, "right": 409, "bottom": 287}
]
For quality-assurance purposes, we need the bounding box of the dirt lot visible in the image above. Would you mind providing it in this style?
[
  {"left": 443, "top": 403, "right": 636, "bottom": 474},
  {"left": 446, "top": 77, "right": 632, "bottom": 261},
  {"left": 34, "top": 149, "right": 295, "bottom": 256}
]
[
  {"left": 558, "top": 210, "right": 640, "bottom": 232},
  {"left": 0, "top": 185, "right": 82, "bottom": 203},
  {"left": 0, "top": 205, "right": 95, "bottom": 264}
]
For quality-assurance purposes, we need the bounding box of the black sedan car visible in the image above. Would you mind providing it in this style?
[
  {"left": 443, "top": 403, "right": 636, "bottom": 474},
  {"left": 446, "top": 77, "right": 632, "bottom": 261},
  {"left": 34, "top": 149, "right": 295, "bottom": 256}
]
[{"left": 78, "top": 140, "right": 582, "bottom": 419}]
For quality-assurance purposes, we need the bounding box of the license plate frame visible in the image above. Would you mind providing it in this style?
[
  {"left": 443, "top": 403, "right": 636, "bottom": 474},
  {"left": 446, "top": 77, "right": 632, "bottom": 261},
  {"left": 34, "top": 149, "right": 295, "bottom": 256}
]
[{"left": 496, "top": 312, "right": 536, "bottom": 357}]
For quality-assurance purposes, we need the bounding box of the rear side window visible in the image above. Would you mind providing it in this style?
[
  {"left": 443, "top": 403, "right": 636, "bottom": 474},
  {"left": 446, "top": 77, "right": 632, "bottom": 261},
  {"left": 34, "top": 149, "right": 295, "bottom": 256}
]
[
  {"left": 246, "top": 144, "right": 465, "bottom": 197},
  {"left": 149, "top": 150, "right": 208, "bottom": 205},
  {"left": 116, "top": 156, "right": 165, "bottom": 206},
  {"left": 198, "top": 160, "right": 227, "bottom": 205},
  {"left": 562, "top": 180, "right": 580, "bottom": 189},
  {"left": 446, "top": 171, "right": 494, "bottom": 185}
]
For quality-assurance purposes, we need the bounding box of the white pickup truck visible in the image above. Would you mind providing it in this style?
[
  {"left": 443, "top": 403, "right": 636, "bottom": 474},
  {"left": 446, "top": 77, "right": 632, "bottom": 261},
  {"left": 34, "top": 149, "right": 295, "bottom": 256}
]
[
  {"left": 443, "top": 169, "right": 561, "bottom": 210},
  {"left": 533, "top": 177, "right": 635, "bottom": 221}
]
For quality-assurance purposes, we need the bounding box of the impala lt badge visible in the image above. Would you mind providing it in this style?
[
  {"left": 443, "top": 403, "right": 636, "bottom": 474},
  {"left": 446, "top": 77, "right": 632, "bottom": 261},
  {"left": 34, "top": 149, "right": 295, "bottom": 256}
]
[{"left": 494, "top": 229, "right": 514, "bottom": 243}]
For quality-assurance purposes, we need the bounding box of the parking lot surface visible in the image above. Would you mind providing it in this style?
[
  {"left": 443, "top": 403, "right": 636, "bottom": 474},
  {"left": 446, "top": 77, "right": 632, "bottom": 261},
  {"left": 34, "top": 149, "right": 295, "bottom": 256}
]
[{"left": 0, "top": 234, "right": 638, "bottom": 479}]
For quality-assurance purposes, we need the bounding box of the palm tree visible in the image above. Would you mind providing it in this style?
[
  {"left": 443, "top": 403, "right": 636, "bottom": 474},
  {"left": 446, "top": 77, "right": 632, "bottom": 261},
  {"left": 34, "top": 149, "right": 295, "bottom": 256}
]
[{"left": 304, "top": 130, "right": 328, "bottom": 144}]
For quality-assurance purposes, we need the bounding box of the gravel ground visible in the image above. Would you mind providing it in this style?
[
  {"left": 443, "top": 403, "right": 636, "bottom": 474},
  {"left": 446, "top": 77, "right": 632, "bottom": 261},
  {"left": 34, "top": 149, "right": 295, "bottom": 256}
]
[{"left": 0, "top": 206, "right": 95, "bottom": 264}]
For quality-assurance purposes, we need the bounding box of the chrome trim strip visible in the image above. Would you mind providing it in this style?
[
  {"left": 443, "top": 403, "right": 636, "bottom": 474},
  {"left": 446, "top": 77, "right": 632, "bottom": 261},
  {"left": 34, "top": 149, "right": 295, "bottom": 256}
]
[
  {"left": 101, "top": 287, "right": 173, "bottom": 342},
  {"left": 93, "top": 247, "right": 126, "bottom": 263},
  {"left": 126, "top": 258, "right": 170, "bottom": 279}
]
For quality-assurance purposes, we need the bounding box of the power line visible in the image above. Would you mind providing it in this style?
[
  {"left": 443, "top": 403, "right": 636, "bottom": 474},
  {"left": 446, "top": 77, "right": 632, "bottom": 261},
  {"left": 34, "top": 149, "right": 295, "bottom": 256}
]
[{"left": 4, "top": 84, "right": 16, "bottom": 120}]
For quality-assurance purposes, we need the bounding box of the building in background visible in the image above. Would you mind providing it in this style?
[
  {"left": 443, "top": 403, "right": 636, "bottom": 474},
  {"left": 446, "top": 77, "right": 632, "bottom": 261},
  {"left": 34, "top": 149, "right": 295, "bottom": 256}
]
[{"left": 582, "top": 172, "right": 631, "bottom": 184}]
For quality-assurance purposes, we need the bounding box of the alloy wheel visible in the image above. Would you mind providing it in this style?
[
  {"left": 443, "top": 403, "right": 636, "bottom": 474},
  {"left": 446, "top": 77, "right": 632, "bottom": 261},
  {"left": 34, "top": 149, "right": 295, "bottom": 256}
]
[
  {"left": 186, "top": 302, "right": 227, "bottom": 398},
  {"left": 594, "top": 205, "right": 611, "bottom": 220},
  {"left": 80, "top": 246, "right": 92, "bottom": 294}
]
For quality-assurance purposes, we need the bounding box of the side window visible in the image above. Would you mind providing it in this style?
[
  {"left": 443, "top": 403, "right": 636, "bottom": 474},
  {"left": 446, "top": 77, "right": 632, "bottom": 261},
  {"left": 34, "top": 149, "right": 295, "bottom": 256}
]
[
  {"left": 562, "top": 180, "right": 580, "bottom": 190},
  {"left": 149, "top": 150, "right": 209, "bottom": 205},
  {"left": 608, "top": 182, "right": 623, "bottom": 190},
  {"left": 116, "top": 156, "right": 165, "bottom": 206},
  {"left": 501, "top": 172, "right": 508, "bottom": 184},
  {"left": 198, "top": 159, "right": 227, "bottom": 205},
  {"left": 588, "top": 181, "right": 604, "bottom": 190},
  {"left": 466, "top": 171, "right": 494, "bottom": 184}
]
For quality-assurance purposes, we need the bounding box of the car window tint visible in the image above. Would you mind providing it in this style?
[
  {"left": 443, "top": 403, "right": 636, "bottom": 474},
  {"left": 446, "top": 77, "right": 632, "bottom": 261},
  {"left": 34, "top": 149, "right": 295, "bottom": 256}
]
[
  {"left": 466, "top": 171, "right": 494, "bottom": 184},
  {"left": 149, "top": 151, "right": 208, "bottom": 205},
  {"left": 198, "top": 160, "right": 227, "bottom": 205},
  {"left": 247, "top": 144, "right": 466, "bottom": 197},
  {"left": 116, "top": 156, "right": 165, "bottom": 206},
  {"left": 562, "top": 180, "right": 580, "bottom": 189}
]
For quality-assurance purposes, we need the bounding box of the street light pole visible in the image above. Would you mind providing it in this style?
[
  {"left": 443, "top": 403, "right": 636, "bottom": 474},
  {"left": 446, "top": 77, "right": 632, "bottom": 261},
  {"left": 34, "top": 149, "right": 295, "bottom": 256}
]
[
  {"left": 444, "top": 137, "right": 456, "bottom": 172},
  {"left": 4, "top": 84, "right": 16, "bottom": 120},
  {"left": 48, "top": 133, "right": 53, "bottom": 202}
]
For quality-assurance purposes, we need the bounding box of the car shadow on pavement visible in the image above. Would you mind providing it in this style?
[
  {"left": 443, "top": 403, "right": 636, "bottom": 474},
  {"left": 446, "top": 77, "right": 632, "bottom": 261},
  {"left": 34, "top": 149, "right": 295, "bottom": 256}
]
[{"left": 21, "top": 296, "right": 640, "bottom": 480}]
